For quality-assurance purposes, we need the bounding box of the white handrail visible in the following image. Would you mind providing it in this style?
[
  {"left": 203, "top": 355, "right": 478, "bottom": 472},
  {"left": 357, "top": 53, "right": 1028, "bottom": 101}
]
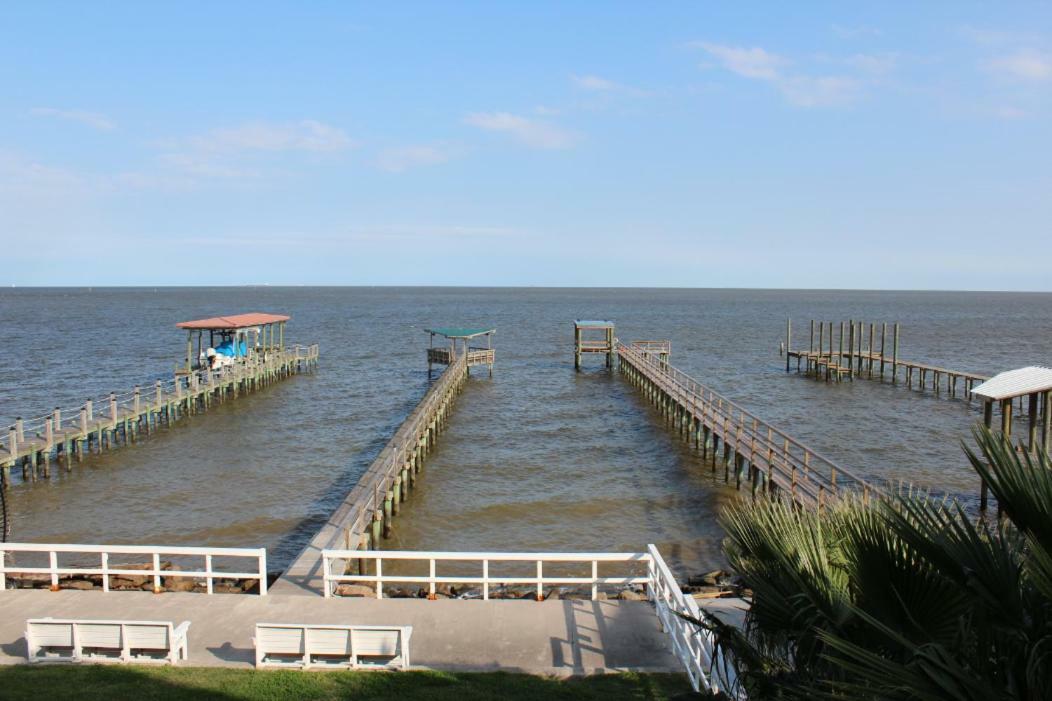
[
  {"left": 322, "top": 549, "right": 650, "bottom": 601},
  {"left": 0, "top": 543, "right": 267, "bottom": 596},
  {"left": 647, "top": 544, "right": 728, "bottom": 695}
]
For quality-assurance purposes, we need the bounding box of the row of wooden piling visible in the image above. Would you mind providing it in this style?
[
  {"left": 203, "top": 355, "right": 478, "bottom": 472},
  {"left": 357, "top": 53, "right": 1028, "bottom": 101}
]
[
  {"left": 1, "top": 345, "right": 319, "bottom": 487},
  {"left": 785, "top": 319, "right": 990, "bottom": 402},
  {"left": 619, "top": 341, "right": 874, "bottom": 509}
]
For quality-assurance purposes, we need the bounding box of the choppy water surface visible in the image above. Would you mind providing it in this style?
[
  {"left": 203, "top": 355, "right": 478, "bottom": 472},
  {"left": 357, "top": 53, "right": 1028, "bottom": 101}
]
[{"left": 1, "top": 288, "right": 1050, "bottom": 577}]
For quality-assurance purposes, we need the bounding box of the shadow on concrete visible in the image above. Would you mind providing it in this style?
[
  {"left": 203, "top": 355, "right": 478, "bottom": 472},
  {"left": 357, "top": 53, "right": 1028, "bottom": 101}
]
[
  {"left": 205, "top": 641, "right": 254, "bottom": 665},
  {"left": 0, "top": 636, "right": 25, "bottom": 658}
]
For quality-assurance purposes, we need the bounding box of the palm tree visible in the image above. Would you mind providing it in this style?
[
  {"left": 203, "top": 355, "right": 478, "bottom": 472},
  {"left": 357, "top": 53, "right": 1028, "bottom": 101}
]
[{"left": 697, "top": 425, "right": 1052, "bottom": 700}]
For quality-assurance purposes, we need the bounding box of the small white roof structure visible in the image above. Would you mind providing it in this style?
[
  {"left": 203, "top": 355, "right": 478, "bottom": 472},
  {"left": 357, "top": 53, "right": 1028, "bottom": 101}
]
[{"left": 971, "top": 366, "right": 1052, "bottom": 401}]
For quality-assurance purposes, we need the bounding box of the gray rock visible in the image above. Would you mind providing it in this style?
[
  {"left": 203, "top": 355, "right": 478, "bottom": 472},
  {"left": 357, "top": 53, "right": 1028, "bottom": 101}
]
[
  {"left": 618, "top": 589, "right": 646, "bottom": 601},
  {"left": 688, "top": 570, "right": 726, "bottom": 587}
]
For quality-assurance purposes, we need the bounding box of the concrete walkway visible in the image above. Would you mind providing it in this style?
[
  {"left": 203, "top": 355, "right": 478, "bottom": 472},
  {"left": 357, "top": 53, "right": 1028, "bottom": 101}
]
[{"left": 0, "top": 589, "right": 681, "bottom": 674}]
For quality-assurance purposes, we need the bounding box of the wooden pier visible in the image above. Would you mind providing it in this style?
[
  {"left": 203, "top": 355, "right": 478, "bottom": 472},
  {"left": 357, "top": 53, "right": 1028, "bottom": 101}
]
[
  {"left": 426, "top": 327, "right": 495, "bottom": 377},
  {"left": 275, "top": 331, "right": 490, "bottom": 595},
  {"left": 1, "top": 313, "right": 319, "bottom": 488},
  {"left": 574, "top": 320, "right": 616, "bottom": 369},
  {"left": 784, "top": 318, "right": 991, "bottom": 401},
  {"left": 618, "top": 341, "right": 875, "bottom": 509}
]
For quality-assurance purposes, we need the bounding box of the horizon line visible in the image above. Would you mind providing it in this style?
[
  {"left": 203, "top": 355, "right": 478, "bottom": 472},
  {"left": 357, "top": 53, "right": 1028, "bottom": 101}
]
[{"left": 3, "top": 284, "right": 1052, "bottom": 294}]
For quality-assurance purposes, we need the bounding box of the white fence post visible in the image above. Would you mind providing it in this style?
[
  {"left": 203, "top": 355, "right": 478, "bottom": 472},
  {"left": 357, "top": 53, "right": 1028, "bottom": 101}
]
[{"left": 258, "top": 549, "right": 267, "bottom": 596}]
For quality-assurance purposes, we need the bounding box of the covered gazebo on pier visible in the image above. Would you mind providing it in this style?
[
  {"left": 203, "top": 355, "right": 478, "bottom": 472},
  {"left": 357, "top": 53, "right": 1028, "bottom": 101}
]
[
  {"left": 176, "top": 312, "right": 290, "bottom": 372},
  {"left": 425, "top": 327, "right": 496, "bottom": 376},
  {"left": 971, "top": 365, "right": 1052, "bottom": 510}
]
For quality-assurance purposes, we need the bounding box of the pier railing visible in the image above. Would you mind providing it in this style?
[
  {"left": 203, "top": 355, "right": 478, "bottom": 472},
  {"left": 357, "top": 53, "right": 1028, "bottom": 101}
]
[
  {"left": 0, "top": 543, "right": 268, "bottom": 595},
  {"left": 647, "top": 544, "right": 731, "bottom": 696},
  {"left": 322, "top": 545, "right": 723, "bottom": 694},
  {"left": 321, "top": 549, "right": 651, "bottom": 600},
  {"left": 618, "top": 342, "right": 876, "bottom": 507},
  {"left": 2, "top": 344, "right": 319, "bottom": 475},
  {"left": 296, "top": 353, "right": 468, "bottom": 563}
]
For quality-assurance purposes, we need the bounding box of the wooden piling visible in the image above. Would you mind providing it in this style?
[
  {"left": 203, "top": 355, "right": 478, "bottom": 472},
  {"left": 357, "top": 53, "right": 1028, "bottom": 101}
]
[{"left": 892, "top": 323, "right": 899, "bottom": 383}]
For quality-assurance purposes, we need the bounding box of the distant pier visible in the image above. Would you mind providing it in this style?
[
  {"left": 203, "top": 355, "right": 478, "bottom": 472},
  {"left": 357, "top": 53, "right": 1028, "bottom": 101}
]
[
  {"left": 784, "top": 318, "right": 990, "bottom": 401},
  {"left": 1, "top": 313, "right": 319, "bottom": 487},
  {"left": 616, "top": 337, "right": 874, "bottom": 509}
]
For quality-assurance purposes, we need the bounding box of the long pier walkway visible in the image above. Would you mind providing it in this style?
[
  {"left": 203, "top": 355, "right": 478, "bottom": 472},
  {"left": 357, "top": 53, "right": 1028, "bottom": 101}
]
[
  {"left": 1, "top": 345, "right": 319, "bottom": 487},
  {"left": 784, "top": 318, "right": 991, "bottom": 402},
  {"left": 618, "top": 341, "right": 875, "bottom": 508},
  {"left": 273, "top": 352, "right": 469, "bottom": 596}
]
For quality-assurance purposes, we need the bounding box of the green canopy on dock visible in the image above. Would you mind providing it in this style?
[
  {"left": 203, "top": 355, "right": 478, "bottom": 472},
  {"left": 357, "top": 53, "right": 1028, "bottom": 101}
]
[
  {"left": 574, "top": 320, "right": 615, "bottom": 328},
  {"left": 425, "top": 328, "right": 496, "bottom": 339}
]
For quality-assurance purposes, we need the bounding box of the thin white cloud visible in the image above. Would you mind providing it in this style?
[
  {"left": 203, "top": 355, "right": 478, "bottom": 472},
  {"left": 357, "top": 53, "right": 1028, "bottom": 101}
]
[
  {"left": 831, "top": 24, "right": 882, "bottom": 39},
  {"left": 779, "top": 75, "right": 859, "bottom": 107},
  {"left": 572, "top": 74, "right": 619, "bottom": 91},
  {"left": 985, "top": 50, "right": 1052, "bottom": 81},
  {"left": 956, "top": 26, "right": 1035, "bottom": 47},
  {"left": 154, "top": 119, "right": 354, "bottom": 181},
  {"left": 846, "top": 53, "right": 898, "bottom": 75},
  {"left": 377, "top": 144, "right": 457, "bottom": 173},
  {"left": 159, "top": 153, "right": 262, "bottom": 179},
  {"left": 29, "top": 107, "right": 115, "bottom": 131},
  {"left": 696, "top": 42, "right": 786, "bottom": 80},
  {"left": 697, "top": 42, "right": 859, "bottom": 107},
  {"left": 995, "top": 105, "right": 1029, "bottom": 119},
  {"left": 347, "top": 225, "right": 517, "bottom": 242},
  {"left": 570, "top": 73, "right": 649, "bottom": 98},
  {"left": 463, "top": 112, "right": 576, "bottom": 149},
  {"left": 187, "top": 120, "right": 353, "bottom": 153}
]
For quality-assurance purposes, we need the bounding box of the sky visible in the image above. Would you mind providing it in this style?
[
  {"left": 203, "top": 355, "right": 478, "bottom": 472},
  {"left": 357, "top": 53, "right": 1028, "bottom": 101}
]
[{"left": 2, "top": 2, "right": 1051, "bottom": 289}]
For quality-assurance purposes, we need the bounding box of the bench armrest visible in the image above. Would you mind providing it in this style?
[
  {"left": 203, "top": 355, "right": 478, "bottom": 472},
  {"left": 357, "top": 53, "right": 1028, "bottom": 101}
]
[{"left": 172, "top": 621, "right": 192, "bottom": 642}]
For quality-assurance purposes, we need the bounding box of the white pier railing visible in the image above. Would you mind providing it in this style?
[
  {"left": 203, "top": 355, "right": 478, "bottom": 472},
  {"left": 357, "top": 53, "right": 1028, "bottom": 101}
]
[
  {"left": 0, "top": 543, "right": 268, "bottom": 596},
  {"left": 322, "top": 549, "right": 650, "bottom": 601},
  {"left": 647, "top": 544, "right": 733, "bottom": 696}
]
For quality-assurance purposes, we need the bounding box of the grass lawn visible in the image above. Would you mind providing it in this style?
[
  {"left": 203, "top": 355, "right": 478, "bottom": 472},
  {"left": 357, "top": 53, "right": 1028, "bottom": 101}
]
[{"left": 0, "top": 666, "right": 702, "bottom": 700}]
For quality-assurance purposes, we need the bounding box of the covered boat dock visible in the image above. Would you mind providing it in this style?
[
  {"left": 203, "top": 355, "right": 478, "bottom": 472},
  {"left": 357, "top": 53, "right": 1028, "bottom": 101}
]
[
  {"left": 972, "top": 366, "right": 1052, "bottom": 511},
  {"left": 425, "top": 327, "right": 495, "bottom": 376}
]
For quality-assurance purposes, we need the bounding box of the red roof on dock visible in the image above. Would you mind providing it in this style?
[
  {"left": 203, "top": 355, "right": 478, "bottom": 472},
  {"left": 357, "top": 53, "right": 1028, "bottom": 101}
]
[{"left": 176, "top": 312, "right": 290, "bottom": 330}]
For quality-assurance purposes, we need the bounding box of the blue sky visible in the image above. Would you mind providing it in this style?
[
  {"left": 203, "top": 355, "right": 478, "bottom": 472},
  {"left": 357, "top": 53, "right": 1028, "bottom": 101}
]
[{"left": 2, "top": 2, "right": 1050, "bottom": 289}]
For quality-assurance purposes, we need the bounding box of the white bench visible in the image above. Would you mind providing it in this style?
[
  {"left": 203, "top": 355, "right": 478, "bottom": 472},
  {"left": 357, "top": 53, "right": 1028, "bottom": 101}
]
[
  {"left": 25, "top": 618, "right": 190, "bottom": 664},
  {"left": 254, "top": 623, "right": 412, "bottom": 669}
]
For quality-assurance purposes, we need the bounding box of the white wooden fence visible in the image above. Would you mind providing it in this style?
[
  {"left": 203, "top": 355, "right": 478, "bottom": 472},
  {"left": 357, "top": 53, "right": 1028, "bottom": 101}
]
[
  {"left": 0, "top": 543, "right": 268, "bottom": 595},
  {"left": 322, "top": 549, "right": 650, "bottom": 601}
]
